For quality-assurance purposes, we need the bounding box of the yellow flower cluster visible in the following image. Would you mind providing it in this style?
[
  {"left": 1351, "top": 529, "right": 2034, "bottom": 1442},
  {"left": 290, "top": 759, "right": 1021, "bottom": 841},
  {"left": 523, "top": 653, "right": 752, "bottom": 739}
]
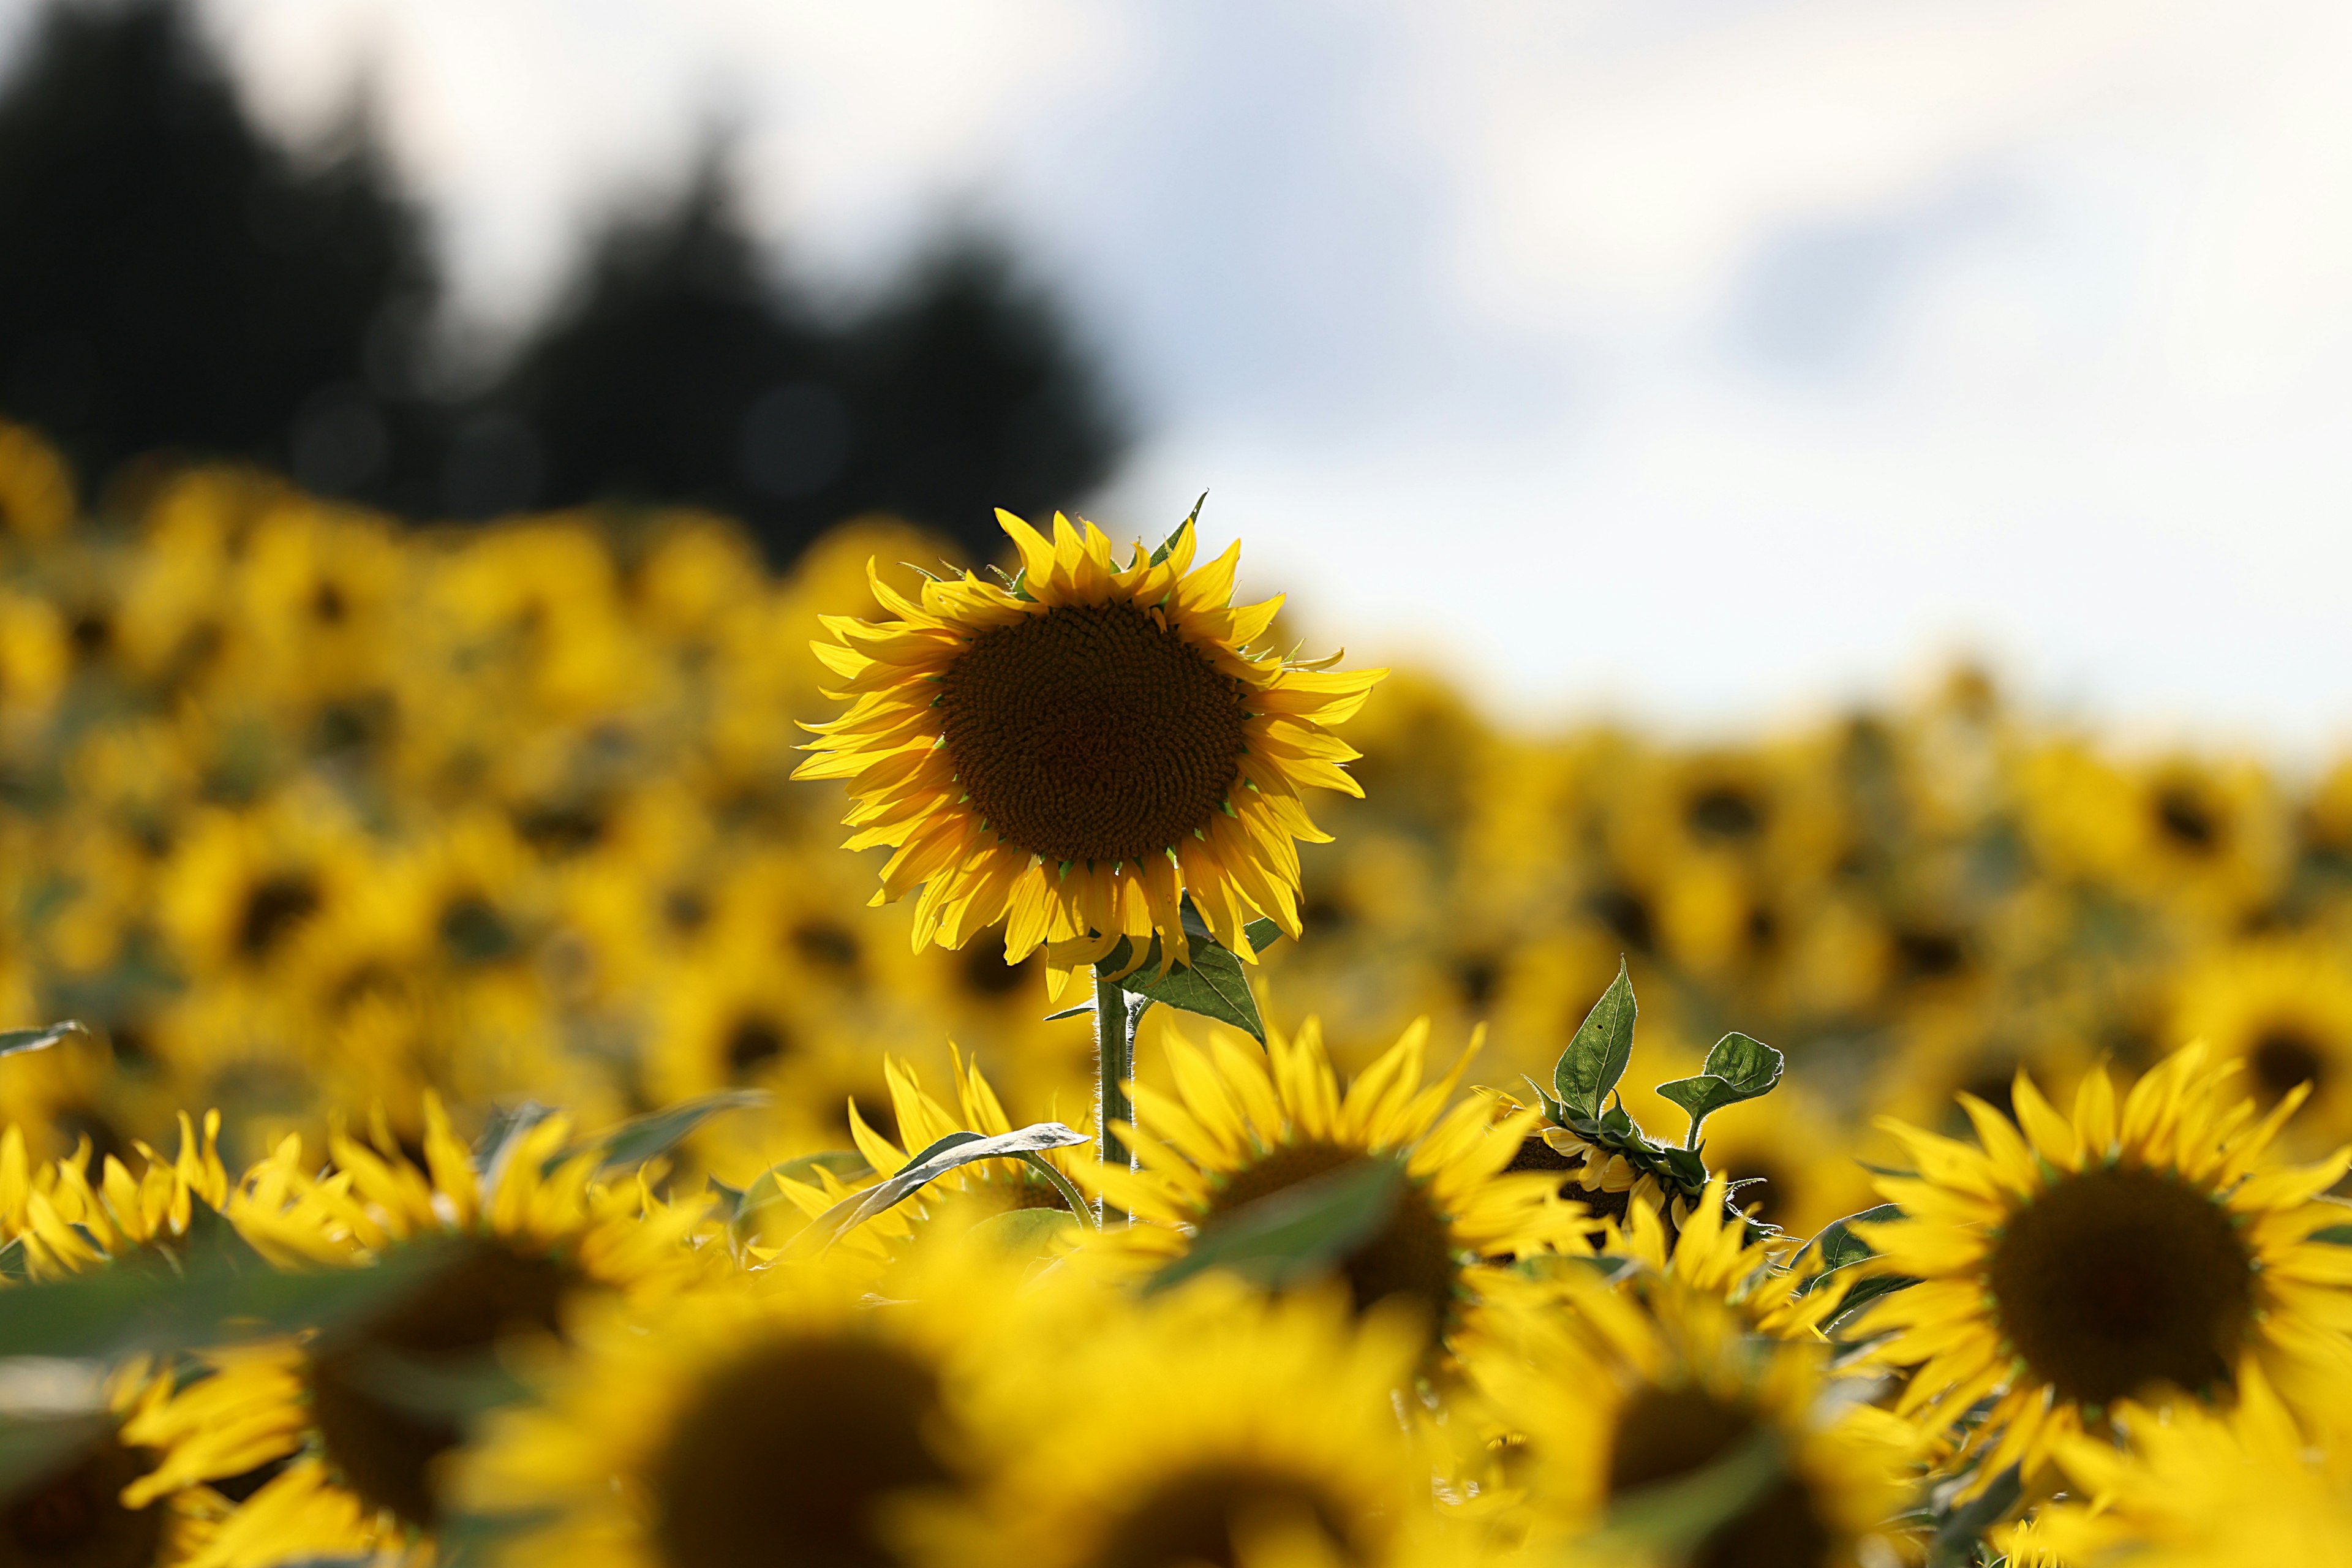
[{"left": 5, "top": 421, "right": 2352, "bottom": 1568}]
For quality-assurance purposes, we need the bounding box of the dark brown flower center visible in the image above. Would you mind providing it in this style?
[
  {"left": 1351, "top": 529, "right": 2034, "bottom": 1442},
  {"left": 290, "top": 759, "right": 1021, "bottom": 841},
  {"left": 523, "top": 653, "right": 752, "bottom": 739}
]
[
  {"left": 1606, "top": 1388, "right": 1834, "bottom": 1568},
  {"left": 2249, "top": 1026, "right": 2325, "bottom": 1104},
  {"left": 1985, "top": 1165, "right": 2253, "bottom": 1407},
  {"left": 1199, "top": 1140, "right": 1459, "bottom": 1331},
  {"left": 1091, "top": 1464, "right": 1362, "bottom": 1568},
  {"left": 937, "top": 600, "right": 1250, "bottom": 867},
  {"left": 2154, "top": 784, "right": 2223, "bottom": 853},
  {"left": 308, "top": 1239, "right": 575, "bottom": 1529},
  {"left": 649, "top": 1336, "right": 953, "bottom": 1568},
  {"left": 0, "top": 1431, "right": 165, "bottom": 1568},
  {"left": 237, "top": 872, "right": 319, "bottom": 959}
]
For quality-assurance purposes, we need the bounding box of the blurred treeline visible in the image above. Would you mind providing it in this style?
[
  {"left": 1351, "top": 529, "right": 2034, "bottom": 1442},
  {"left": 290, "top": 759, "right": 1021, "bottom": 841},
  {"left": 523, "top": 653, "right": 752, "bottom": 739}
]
[{"left": 0, "top": 0, "right": 1126, "bottom": 566}]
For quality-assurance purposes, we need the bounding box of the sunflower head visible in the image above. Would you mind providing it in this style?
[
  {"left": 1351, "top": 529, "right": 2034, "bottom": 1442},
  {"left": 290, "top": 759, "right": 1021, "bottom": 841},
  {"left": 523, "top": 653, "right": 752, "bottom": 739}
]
[
  {"left": 795, "top": 508, "right": 1383, "bottom": 979},
  {"left": 1091, "top": 1015, "right": 1582, "bottom": 1361},
  {"left": 1849, "top": 1042, "right": 2352, "bottom": 1491}
]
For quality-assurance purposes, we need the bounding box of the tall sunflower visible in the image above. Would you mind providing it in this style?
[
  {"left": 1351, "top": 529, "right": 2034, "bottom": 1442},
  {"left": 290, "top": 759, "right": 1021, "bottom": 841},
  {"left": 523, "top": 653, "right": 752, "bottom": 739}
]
[
  {"left": 1091, "top": 1016, "right": 1580, "bottom": 1360},
  {"left": 121, "top": 1100, "right": 712, "bottom": 1566},
  {"left": 794, "top": 510, "right": 1383, "bottom": 976},
  {"left": 1847, "top": 1042, "right": 2352, "bottom": 1492}
]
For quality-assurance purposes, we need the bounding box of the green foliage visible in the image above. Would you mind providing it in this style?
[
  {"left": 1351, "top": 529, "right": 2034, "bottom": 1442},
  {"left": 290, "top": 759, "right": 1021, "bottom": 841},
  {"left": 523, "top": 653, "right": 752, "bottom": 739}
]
[
  {"left": 1656, "top": 1031, "right": 1785, "bottom": 1149},
  {"left": 556, "top": 1090, "right": 769, "bottom": 1174},
  {"left": 1094, "top": 897, "right": 1283, "bottom": 1042},
  {"left": 0, "top": 1237, "right": 459, "bottom": 1361},
  {"left": 1145, "top": 1156, "right": 1401, "bottom": 1296},
  {"left": 1537, "top": 967, "right": 1790, "bottom": 1241},
  {"left": 787, "top": 1121, "right": 1091, "bottom": 1252},
  {"left": 1554, "top": 959, "right": 1637, "bottom": 1118},
  {"left": 0, "top": 1020, "right": 87, "bottom": 1059}
]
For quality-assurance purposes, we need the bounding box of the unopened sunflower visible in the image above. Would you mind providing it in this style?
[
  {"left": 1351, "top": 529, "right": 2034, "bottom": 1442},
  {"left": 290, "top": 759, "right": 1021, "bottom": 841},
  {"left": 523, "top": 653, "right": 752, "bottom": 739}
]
[
  {"left": 1847, "top": 1042, "right": 2352, "bottom": 1493},
  {"left": 122, "top": 1100, "right": 712, "bottom": 1564},
  {"left": 1091, "top": 1015, "right": 1578, "bottom": 1359},
  {"left": 795, "top": 509, "right": 1382, "bottom": 976}
]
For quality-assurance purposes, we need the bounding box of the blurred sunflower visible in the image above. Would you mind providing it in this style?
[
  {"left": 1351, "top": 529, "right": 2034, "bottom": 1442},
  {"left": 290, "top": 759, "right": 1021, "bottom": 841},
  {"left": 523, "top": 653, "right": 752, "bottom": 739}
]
[
  {"left": 121, "top": 1101, "right": 710, "bottom": 1561},
  {"left": 0, "top": 1362, "right": 220, "bottom": 1568},
  {"left": 913, "top": 1275, "right": 1433, "bottom": 1568},
  {"left": 2171, "top": 936, "right": 2352, "bottom": 1148},
  {"left": 0, "top": 1110, "right": 228, "bottom": 1277},
  {"left": 1466, "top": 1243, "right": 1913, "bottom": 1567},
  {"left": 2018, "top": 1362, "right": 2352, "bottom": 1567},
  {"left": 795, "top": 509, "right": 1382, "bottom": 978},
  {"left": 1093, "top": 1016, "right": 1576, "bottom": 1359},
  {"left": 454, "top": 1248, "right": 1016, "bottom": 1568},
  {"left": 1847, "top": 1043, "right": 2352, "bottom": 1493}
]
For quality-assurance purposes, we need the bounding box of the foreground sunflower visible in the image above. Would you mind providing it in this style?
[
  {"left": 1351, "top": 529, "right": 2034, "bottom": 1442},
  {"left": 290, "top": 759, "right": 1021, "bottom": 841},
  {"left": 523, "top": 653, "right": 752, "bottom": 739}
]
[
  {"left": 1091, "top": 1016, "right": 1578, "bottom": 1359},
  {"left": 794, "top": 508, "right": 1383, "bottom": 974},
  {"left": 453, "top": 1247, "right": 1028, "bottom": 1568},
  {"left": 1465, "top": 1246, "right": 1915, "bottom": 1568},
  {"left": 911, "top": 1275, "right": 1435, "bottom": 1568},
  {"left": 1847, "top": 1042, "right": 2352, "bottom": 1493},
  {"left": 123, "top": 1101, "right": 712, "bottom": 1566},
  {"left": 2015, "top": 1362, "right": 2352, "bottom": 1567}
]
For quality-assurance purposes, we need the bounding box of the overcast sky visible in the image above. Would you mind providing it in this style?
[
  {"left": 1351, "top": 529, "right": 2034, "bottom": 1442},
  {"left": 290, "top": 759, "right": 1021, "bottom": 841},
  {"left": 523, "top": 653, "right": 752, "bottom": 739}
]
[{"left": 10, "top": 0, "right": 2351, "bottom": 751}]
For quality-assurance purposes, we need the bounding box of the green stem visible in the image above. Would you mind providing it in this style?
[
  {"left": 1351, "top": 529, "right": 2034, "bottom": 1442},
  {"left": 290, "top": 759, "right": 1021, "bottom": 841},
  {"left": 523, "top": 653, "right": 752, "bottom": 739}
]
[{"left": 1095, "top": 968, "right": 1135, "bottom": 1218}]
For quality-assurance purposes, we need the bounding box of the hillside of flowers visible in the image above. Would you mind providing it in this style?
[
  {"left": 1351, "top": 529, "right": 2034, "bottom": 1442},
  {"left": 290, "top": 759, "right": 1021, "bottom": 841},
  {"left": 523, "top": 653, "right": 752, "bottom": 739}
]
[{"left": 2, "top": 414, "right": 2351, "bottom": 1567}]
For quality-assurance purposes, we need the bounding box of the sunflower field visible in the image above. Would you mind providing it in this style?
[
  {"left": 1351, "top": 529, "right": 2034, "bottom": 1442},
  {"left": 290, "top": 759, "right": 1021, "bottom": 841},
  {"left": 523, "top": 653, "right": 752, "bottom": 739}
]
[{"left": 2, "top": 413, "right": 2351, "bottom": 1567}]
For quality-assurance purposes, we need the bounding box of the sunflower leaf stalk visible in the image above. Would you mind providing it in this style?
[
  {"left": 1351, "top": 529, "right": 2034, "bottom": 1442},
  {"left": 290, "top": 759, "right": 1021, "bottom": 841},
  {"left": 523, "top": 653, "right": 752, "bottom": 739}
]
[{"left": 1094, "top": 969, "right": 1139, "bottom": 1213}]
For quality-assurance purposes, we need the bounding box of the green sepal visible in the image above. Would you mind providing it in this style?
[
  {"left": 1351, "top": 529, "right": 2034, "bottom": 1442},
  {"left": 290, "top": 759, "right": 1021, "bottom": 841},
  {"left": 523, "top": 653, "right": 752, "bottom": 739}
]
[
  {"left": 1656, "top": 1031, "right": 1785, "bottom": 1148},
  {"left": 1145, "top": 1156, "right": 1399, "bottom": 1296},
  {"left": 1150, "top": 494, "right": 1208, "bottom": 567},
  {"left": 1554, "top": 960, "right": 1637, "bottom": 1119}
]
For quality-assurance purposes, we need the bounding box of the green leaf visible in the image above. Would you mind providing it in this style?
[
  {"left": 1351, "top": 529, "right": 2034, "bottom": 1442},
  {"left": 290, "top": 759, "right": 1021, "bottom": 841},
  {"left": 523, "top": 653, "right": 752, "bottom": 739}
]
[
  {"left": 1097, "top": 897, "right": 1273, "bottom": 1042},
  {"left": 1150, "top": 494, "right": 1208, "bottom": 566},
  {"left": 963, "top": 1207, "right": 1083, "bottom": 1258},
  {"left": 1656, "top": 1031, "right": 1785, "bottom": 1148},
  {"left": 0, "top": 1021, "right": 87, "bottom": 1060},
  {"left": 2312, "top": 1224, "right": 2352, "bottom": 1246},
  {"left": 0, "top": 1237, "right": 461, "bottom": 1361},
  {"left": 1145, "top": 1156, "right": 1401, "bottom": 1296},
  {"left": 788, "top": 1122, "right": 1090, "bottom": 1253},
  {"left": 1929, "top": 1465, "right": 2022, "bottom": 1568},
  {"left": 554, "top": 1091, "right": 769, "bottom": 1175},
  {"left": 472, "top": 1102, "right": 558, "bottom": 1178},
  {"left": 1821, "top": 1272, "right": 1918, "bottom": 1329},
  {"left": 1795, "top": 1203, "right": 1903, "bottom": 1290},
  {"left": 1040, "top": 1002, "right": 1092, "bottom": 1022},
  {"left": 1554, "top": 960, "right": 1637, "bottom": 1119}
]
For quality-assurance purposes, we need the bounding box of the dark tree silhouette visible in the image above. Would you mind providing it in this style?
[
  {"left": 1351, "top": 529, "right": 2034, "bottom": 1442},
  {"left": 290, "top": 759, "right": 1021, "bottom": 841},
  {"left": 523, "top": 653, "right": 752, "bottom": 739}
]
[
  {"left": 485, "top": 169, "right": 1127, "bottom": 565},
  {"left": 0, "top": 0, "right": 439, "bottom": 508},
  {"left": 0, "top": 0, "right": 1128, "bottom": 564}
]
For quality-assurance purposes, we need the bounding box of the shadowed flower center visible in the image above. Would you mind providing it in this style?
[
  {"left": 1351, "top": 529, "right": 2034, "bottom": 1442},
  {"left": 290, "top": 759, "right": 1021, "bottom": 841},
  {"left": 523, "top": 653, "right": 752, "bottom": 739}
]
[
  {"left": 0, "top": 1431, "right": 165, "bottom": 1568},
  {"left": 237, "top": 872, "right": 319, "bottom": 959},
  {"left": 937, "top": 600, "right": 1250, "bottom": 866},
  {"left": 1985, "top": 1165, "right": 2252, "bottom": 1406},
  {"left": 1092, "top": 1464, "right": 1362, "bottom": 1568},
  {"left": 1200, "top": 1140, "right": 1458, "bottom": 1329},
  {"left": 308, "top": 1240, "right": 575, "bottom": 1529},
  {"left": 2248, "top": 1025, "right": 2325, "bottom": 1104},
  {"left": 1607, "top": 1387, "right": 1833, "bottom": 1568},
  {"left": 649, "top": 1336, "right": 953, "bottom": 1568}
]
